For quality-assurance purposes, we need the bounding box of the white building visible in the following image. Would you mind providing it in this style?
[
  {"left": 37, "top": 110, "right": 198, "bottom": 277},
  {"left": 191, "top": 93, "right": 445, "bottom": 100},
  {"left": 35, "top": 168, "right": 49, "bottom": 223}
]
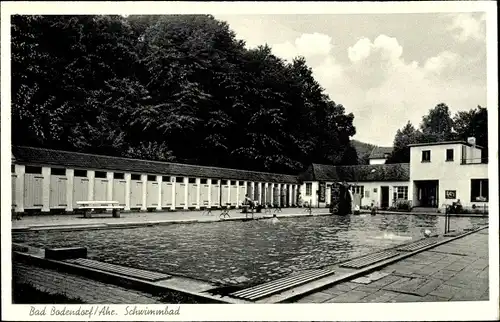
[
  {"left": 298, "top": 163, "right": 410, "bottom": 209},
  {"left": 368, "top": 147, "right": 393, "bottom": 165},
  {"left": 10, "top": 139, "right": 489, "bottom": 214},
  {"left": 298, "top": 139, "right": 488, "bottom": 212},
  {"left": 408, "top": 140, "right": 488, "bottom": 210}
]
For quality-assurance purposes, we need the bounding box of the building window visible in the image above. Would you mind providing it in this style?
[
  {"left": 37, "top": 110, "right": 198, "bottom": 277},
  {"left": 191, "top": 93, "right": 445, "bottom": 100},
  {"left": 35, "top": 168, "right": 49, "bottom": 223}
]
[
  {"left": 25, "top": 166, "right": 42, "bottom": 174},
  {"left": 95, "top": 171, "right": 107, "bottom": 178},
  {"left": 200, "top": 179, "right": 208, "bottom": 184},
  {"left": 188, "top": 178, "right": 196, "bottom": 184},
  {"left": 422, "top": 150, "right": 431, "bottom": 162},
  {"left": 471, "top": 179, "right": 488, "bottom": 202},
  {"left": 305, "top": 183, "right": 312, "bottom": 196},
  {"left": 446, "top": 149, "right": 454, "bottom": 161},
  {"left": 51, "top": 168, "right": 66, "bottom": 176},
  {"left": 74, "top": 169, "right": 87, "bottom": 177},
  {"left": 393, "top": 186, "right": 408, "bottom": 200},
  {"left": 114, "top": 172, "right": 125, "bottom": 180},
  {"left": 131, "top": 174, "right": 141, "bottom": 180},
  {"left": 147, "top": 175, "right": 157, "bottom": 181},
  {"left": 162, "top": 176, "right": 171, "bottom": 182},
  {"left": 352, "top": 185, "right": 364, "bottom": 196}
]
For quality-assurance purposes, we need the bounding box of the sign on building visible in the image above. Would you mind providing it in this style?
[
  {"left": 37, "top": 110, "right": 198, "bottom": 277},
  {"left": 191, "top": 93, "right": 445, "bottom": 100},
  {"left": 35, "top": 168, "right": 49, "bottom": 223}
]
[
  {"left": 319, "top": 182, "right": 326, "bottom": 202},
  {"left": 445, "top": 190, "right": 456, "bottom": 199}
]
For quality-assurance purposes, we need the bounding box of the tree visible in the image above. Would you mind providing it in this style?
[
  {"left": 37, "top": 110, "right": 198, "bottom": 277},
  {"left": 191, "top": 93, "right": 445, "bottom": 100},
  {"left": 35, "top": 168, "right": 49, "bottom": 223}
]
[
  {"left": 386, "top": 121, "right": 422, "bottom": 163},
  {"left": 11, "top": 14, "right": 358, "bottom": 174},
  {"left": 454, "top": 106, "right": 488, "bottom": 161},
  {"left": 419, "top": 103, "right": 455, "bottom": 142}
]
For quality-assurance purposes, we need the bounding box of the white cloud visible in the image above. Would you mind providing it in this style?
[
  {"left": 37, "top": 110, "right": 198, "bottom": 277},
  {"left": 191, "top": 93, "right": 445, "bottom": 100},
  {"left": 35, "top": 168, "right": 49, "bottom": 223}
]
[
  {"left": 347, "top": 37, "right": 372, "bottom": 62},
  {"left": 322, "top": 34, "right": 484, "bottom": 145},
  {"left": 272, "top": 32, "right": 334, "bottom": 61},
  {"left": 218, "top": 16, "right": 486, "bottom": 146},
  {"left": 447, "top": 13, "right": 486, "bottom": 42},
  {"left": 312, "top": 56, "right": 344, "bottom": 89},
  {"left": 348, "top": 35, "right": 403, "bottom": 64},
  {"left": 295, "top": 33, "right": 334, "bottom": 57},
  {"left": 424, "top": 51, "right": 461, "bottom": 74},
  {"left": 271, "top": 33, "right": 344, "bottom": 92}
]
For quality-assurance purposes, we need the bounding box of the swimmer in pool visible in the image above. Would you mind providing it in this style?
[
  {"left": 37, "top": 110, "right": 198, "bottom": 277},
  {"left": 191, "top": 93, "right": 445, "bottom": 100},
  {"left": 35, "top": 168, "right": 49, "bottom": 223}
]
[{"left": 271, "top": 214, "right": 280, "bottom": 224}]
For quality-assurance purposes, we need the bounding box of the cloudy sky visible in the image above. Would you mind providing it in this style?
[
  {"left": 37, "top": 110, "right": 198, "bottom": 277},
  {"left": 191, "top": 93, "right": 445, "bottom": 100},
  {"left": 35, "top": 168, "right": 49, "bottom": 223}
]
[{"left": 214, "top": 13, "right": 487, "bottom": 147}]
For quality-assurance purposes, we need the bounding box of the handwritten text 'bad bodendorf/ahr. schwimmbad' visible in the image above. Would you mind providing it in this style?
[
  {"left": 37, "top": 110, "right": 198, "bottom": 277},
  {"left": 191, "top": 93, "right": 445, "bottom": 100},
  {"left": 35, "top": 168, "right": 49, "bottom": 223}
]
[{"left": 30, "top": 305, "right": 181, "bottom": 317}]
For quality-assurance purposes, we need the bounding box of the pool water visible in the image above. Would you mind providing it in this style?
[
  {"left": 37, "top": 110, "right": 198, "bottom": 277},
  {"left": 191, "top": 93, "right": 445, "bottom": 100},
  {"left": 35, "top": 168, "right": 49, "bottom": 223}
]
[{"left": 13, "top": 214, "right": 487, "bottom": 286}]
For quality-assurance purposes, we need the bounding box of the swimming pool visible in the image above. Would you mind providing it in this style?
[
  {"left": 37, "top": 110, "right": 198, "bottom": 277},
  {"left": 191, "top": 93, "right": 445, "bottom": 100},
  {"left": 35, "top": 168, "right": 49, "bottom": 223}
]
[{"left": 13, "top": 214, "right": 487, "bottom": 287}]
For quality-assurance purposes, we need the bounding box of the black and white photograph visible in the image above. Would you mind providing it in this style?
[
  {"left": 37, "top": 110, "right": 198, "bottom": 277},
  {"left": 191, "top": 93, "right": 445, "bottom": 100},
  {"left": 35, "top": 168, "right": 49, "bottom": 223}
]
[{"left": 1, "top": 1, "right": 498, "bottom": 321}]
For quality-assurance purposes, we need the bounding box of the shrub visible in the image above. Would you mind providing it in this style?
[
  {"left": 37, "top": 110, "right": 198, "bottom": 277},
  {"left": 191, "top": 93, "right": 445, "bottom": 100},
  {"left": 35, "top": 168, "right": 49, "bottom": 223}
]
[{"left": 395, "top": 199, "right": 412, "bottom": 211}]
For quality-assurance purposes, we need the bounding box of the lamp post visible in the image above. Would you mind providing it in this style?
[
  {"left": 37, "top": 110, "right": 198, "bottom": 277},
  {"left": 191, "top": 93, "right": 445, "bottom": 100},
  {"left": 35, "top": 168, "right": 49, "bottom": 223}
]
[{"left": 369, "top": 168, "right": 376, "bottom": 215}]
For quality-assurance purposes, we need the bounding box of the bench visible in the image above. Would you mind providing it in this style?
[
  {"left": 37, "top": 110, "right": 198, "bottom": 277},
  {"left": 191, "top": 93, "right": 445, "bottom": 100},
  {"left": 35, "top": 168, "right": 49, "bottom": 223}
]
[{"left": 76, "top": 201, "right": 124, "bottom": 218}]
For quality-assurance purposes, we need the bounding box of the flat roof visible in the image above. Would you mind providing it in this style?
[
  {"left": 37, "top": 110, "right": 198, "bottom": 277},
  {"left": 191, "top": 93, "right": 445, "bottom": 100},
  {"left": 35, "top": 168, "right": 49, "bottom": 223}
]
[{"left": 408, "top": 140, "right": 483, "bottom": 149}]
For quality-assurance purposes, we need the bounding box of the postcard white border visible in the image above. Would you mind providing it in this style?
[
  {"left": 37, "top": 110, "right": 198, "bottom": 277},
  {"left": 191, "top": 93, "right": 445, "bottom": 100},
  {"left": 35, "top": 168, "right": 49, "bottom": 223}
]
[{"left": 1, "top": 1, "right": 498, "bottom": 321}]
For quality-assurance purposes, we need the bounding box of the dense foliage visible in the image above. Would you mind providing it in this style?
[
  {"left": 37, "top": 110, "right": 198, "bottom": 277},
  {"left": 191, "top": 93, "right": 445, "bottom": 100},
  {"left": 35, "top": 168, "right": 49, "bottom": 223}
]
[
  {"left": 387, "top": 104, "right": 488, "bottom": 163},
  {"left": 12, "top": 14, "right": 357, "bottom": 174}
]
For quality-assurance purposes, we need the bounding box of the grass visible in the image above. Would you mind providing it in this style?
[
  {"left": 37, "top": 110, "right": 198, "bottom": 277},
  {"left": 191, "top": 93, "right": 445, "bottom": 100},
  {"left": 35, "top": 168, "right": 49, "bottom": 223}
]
[{"left": 13, "top": 282, "right": 85, "bottom": 304}]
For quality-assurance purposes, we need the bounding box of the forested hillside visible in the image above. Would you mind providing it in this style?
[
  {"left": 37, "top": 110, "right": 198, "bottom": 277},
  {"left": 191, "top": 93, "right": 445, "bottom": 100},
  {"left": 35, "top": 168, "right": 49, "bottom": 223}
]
[
  {"left": 351, "top": 140, "right": 376, "bottom": 165},
  {"left": 11, "top": 15, "right": 358, "bottom": 174}
]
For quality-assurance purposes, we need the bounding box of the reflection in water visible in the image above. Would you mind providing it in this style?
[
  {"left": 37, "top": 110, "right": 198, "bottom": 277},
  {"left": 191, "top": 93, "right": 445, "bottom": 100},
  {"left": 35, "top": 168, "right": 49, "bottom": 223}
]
[
  {"left": 372, "top": 232, "right": 413, "bottom": 241},
  {"left": 13, "top": 214, "right": 487, "bottom": 286}
]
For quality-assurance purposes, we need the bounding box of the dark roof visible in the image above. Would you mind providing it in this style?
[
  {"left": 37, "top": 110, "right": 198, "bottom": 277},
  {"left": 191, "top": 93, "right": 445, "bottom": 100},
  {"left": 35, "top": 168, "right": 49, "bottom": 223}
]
[
  {"left": 300, "top": 163, "right": 410, "bottom": 182},
  {"left": 368, "top": 146, "right": 393, "bottom": 159},
  {"left": 12, "top": 146, "right": 300, "bottom": 184},
  {"left": 408, "top": 140, "right": 484, "bottom": 149}
]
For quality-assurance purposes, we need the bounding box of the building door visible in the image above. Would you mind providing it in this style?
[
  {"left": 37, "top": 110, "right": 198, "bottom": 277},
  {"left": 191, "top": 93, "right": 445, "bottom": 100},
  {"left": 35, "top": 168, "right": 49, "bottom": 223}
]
[
  {"left": 417, "top": 180, "right": 439, "bottom": 207},
  {"left": 381, "top": 186, "right": 389, "bottom": 209}
]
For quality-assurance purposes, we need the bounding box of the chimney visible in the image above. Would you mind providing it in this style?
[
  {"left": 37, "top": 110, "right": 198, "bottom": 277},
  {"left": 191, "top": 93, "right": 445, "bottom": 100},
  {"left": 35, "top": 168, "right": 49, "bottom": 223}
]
[{"left": 467, "top": 137, "right": 476, "bottom": 147}]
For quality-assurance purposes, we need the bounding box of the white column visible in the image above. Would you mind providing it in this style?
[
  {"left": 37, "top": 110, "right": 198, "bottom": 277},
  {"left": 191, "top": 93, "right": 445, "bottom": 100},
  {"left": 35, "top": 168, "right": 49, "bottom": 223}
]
[
  {"left": 251, "top": 182, "right": 255, "bottom": 201},
  {"left": 156, "top": 175, "right": 162, "bottom": 211},
  {"left": 288, "top": 184, "right": 292, "bottom": 207},
  {"left": 106, "top": 172, "right": 113, "bottom": 201},
  {"left": 236, "top": 181, "right": 240, "bottom": 208},
  {"left": 183, "top": 177, "right": 188, "bottom": 210},
  {"left": 226, "top": 181, "right": 231, "bottom": 208},
  {"left": 66, "top": 169, "right": 74, "bottom": 212},
  {"left": 170, "top": 177, "right": 176, "bottom": 211},
  {"left": 87, "top": 170, "right": 95, "bottom": 202},
  {"left": 15, "top": 165, "right": 25, "bottom": 213},
  {"left": 195, "top": 178, "right": 201, "bottom": 210},
  {"left": 269, "top": 183, "right": 275, "bottom": 207},
  {"left": 141, "top": 174, "right": 147, "bottom": 211},
  {"left": 41, "top": 167, "right": 51, "bottom": 212},
  {"left": 277, "top": 184, "right": 281, "bottom": 207},
  {"left": 124, "top": 173, "right": 131, "bottom": 211},
  {"left": 258, "top": 182, "right": 262, "bottom": 204},
  {"left": 243, "top": 181, "right": 248, "bottom": 206},
  {"left": 207, "top": 179, "right": 212, "bottom": 208}
]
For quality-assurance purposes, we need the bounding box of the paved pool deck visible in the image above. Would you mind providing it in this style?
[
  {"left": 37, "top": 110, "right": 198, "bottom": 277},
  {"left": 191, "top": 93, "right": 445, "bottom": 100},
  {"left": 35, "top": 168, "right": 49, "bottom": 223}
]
[
  {"left": 10, "top": 207, "right": 487, "bottom": 232},
  {"left": 294, "top": 227, "right": 491, "bottom": 303}
]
